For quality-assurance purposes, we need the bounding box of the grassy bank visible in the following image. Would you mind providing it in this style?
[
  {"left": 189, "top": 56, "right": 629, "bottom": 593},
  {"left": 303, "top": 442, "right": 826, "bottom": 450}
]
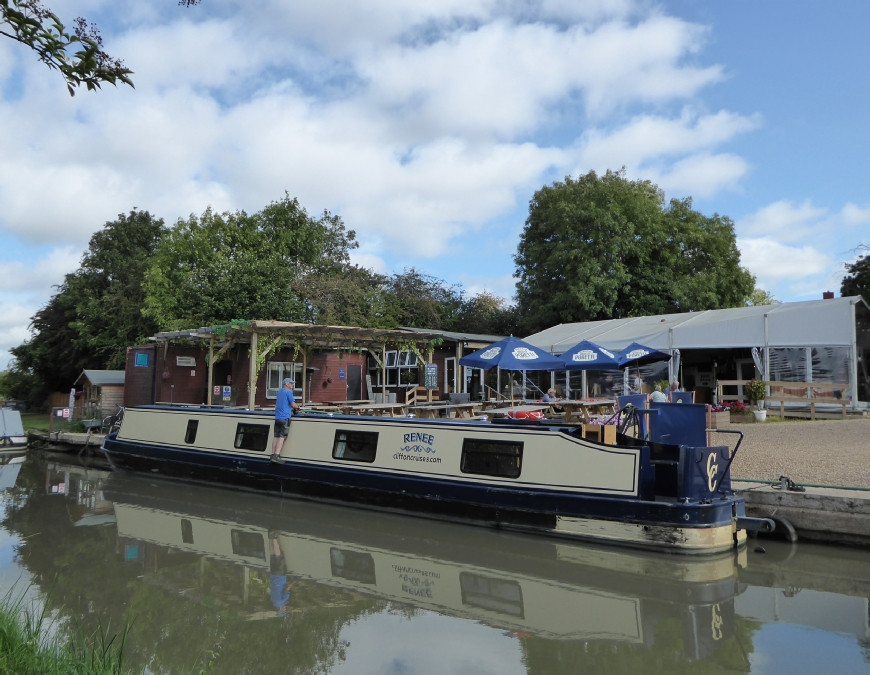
[
  {"left": 0, "top": 592, "right": 130, "bottom": 674},
  {"left": 20, "top": 414, "right": 51, "bottom": 433}
]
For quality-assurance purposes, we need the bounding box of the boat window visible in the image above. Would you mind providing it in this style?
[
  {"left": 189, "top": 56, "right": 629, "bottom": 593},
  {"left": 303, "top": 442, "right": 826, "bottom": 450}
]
[
  {"left": 181, "top": 519, "right": 194, "bottom": 544},
  {"left": 461, "top": 439, "right": 523, "bottom": 479},
  {"left": 234, "top": 424, "right": 270, "bottom": 452},
  {"left": 332, "top": 430, "right": 378, "bottom": 463},
  {"left": 230, "top": 529, "right": 266, "bottom": 560},
  {"left": 460, "top": 572, "right": 524, "bottom": 618},
  {"left": 330, "top": 548, "right": 377, "bottom": 584},
  {"left": 184, "top": 419, "right": 199, "bottom": 444}
]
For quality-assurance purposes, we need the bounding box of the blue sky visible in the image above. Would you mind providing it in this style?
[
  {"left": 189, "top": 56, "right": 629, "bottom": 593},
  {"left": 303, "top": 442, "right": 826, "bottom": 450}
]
[{"left": 0, "top": 0, "right": 868, "bottom": 366}]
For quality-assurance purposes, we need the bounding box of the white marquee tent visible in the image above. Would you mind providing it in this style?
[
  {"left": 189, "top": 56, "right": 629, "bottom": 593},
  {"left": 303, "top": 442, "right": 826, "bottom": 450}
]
[{"left": 524, "top": 296, "right": 869, "bottom": 409}]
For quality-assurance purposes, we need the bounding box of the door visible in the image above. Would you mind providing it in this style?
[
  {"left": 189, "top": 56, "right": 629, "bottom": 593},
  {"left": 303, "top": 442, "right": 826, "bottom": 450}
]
[
  {"left": 445, "top": 358, "right": 456, "bottom": 394},
  {"left": 212, "top": 361, "right": 234, "bottom": 405},
  {"left": 347, "top": 365, "right": 362, "bottom": 401}
]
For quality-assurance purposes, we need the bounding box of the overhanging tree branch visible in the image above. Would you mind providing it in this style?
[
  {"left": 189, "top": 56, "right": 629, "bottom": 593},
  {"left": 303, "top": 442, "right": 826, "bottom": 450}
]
[{"left": 1, "top": 0, "right": 133, "bottom": 94}]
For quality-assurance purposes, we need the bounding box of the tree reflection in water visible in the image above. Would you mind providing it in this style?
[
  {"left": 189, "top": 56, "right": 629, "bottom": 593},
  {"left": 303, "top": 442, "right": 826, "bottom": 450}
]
[{"left": 2, "top": 457, "right": 384, "bottom": 674}]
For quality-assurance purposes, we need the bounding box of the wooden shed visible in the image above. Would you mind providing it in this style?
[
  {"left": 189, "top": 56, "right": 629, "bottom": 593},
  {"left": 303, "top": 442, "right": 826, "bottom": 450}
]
[{"left": 74, "top": 370, "right": 126, "bottom": 413}]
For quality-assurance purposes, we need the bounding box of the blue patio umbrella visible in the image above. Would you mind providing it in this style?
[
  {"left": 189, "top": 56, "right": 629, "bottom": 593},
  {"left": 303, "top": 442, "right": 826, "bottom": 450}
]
[
  {"left": 560, "top": 340, "right": 620, "bottom": 370},
  {"left": 616, "top": 342, "right": 672, "bottom": 368},
  {"left": 459, "top": 336, "right": 563, "bottom": 371}
]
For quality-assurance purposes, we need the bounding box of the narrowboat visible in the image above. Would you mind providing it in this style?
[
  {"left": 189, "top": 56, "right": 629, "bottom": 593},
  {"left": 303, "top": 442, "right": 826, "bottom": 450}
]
[{"left": 101, "top": 403, "right": 773, "bottom": 555}]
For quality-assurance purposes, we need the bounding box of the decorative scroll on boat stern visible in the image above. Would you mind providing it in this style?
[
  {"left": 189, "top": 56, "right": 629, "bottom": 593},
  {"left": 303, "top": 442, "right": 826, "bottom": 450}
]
[{"left": 677, "top": 445, "right": 733, "bottom": 503}]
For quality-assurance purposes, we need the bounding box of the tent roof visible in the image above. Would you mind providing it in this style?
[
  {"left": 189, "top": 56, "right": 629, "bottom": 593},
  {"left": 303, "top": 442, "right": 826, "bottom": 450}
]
[
  {"left": 75, "top": 370, "right": 126, "bottom": 386},
  {"left": 525, "top": 296, "right": 867, "bottom": 354}
]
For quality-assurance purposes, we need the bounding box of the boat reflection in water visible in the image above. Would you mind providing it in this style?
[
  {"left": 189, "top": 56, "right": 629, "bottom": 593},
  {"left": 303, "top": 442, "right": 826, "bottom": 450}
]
[{"left": 105, "top": 473, "right": 742, "bottom": 659}]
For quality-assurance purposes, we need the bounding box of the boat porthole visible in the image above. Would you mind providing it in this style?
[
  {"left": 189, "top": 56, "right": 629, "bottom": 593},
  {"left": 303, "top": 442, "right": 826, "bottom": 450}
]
[{"left": 683, "top": 513, "right": 689, "bottom": 521}]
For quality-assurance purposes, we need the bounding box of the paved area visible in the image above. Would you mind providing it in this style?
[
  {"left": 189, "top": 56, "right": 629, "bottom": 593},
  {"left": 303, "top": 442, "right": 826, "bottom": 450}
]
[{"left": 726, "top": 416, "right": 870, "bottom": 488}]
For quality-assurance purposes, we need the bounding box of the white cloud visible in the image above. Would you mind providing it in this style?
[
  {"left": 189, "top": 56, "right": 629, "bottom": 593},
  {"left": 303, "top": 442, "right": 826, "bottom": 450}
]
[
  {"left": 0, "top": 0, "right": 771, "bottom": 339},
  {"left": 0, "top": 302, "right": 38, "bottom": 369},
  {"left": 0, "top": 247, "right": 81, "bottom": 293},
  {"left": 737, "top": 200, "right": 827, "bottom": 243},
  {"left": 651, "top": 152, "right": 750, "bottom": 198},
  {"left": 840, "top": 202, "right": 870, "bottom": 226},
  {"left": 738, "top": 237, "right": 832, "bottom": 283},
  {"left": 349, "top": 250, "right": 388, "bottom": 273},
  {"left": 735, "top": 198, "right": 870, "bottom": 301}
]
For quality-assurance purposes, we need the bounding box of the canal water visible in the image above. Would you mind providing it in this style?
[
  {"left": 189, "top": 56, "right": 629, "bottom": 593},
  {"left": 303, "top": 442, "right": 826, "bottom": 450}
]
[{"left": 1, "top": 450, "right": 869, "bottom": 674}]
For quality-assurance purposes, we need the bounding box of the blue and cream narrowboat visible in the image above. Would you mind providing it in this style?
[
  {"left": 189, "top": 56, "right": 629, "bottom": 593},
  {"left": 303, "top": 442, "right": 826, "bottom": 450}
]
[{"left": 102, "top": 404, "right": 772, "bottom": 554}]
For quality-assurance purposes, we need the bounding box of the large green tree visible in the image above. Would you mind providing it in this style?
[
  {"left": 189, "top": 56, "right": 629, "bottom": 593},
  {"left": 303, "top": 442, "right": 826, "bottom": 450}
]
[
  {"left": 514, "top": 169, "right": 756, "bottom": 334},
  {"left": 143, "top": 195, "right": 358, "bottom": 331},
  {"left": 8, "top": 210, "right": 164, "bottom": 406},
  {"left": 841, "top": 244, "right": 869, "bottom": 300}
]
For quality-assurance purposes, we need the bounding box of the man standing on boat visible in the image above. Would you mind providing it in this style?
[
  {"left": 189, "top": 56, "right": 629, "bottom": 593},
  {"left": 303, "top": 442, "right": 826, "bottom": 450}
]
[{"left": 271, "top": 378, "right": 300, "bottom": 462}]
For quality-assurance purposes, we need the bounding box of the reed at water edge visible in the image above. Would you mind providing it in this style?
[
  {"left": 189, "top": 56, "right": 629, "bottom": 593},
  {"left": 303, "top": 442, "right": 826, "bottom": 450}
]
[{"left": 0, "top": 588, "right": 131, "bottom": 674}]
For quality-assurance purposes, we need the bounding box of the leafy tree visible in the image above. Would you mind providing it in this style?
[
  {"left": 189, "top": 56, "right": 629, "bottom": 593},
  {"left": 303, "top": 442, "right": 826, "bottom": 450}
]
[
  {"left": 0, "top": 0, "right": 133, "bottom": 95},
  {"left": 745, "top": 289, "right": 779, "bottom": 306},
  {"left": 297, "top": 265, "right": 392, "bottom": 328},
  {"left": 841, "top": 244, "right": 869, "bottom": 300},
  {"left": 514, "top": 169, "right": 756, "bottom": 334},
  {"left": 9, "top": 210, "right": 165, "bottom": 406},
  {"left": 456, "top": 291, "right": 517, "bottom": 336},
  {"left": 381, "top": 268, "right": 464, "bottom": 330},
  {"left": 143, "top": 195, "right": 358, "bottom": 331}
]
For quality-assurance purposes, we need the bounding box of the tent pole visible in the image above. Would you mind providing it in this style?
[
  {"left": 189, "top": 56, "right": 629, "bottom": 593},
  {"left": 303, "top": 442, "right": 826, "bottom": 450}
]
[
  {"left": 582, "top": 371, "right": 587, "bottom": 399},
  {"left": 850, "top": 300, "right": 859, "bottom": 411}
]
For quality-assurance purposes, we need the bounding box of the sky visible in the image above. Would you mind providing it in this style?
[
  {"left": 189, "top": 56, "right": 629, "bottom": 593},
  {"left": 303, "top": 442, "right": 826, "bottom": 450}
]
[{"left": 1, "top": 0, "right": 868, "bottom": 367}]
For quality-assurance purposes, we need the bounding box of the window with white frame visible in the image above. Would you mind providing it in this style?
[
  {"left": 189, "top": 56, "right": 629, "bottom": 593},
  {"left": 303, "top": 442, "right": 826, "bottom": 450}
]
[
  {"left": 384, "top": 350, "right": 419, "bottom": 387},
  {"left": 266, "top": 362, "right": 304, "bottom": 399}
]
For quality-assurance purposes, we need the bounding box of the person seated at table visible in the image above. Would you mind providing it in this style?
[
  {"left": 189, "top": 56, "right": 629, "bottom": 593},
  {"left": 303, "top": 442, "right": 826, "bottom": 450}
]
[
  {"left": 665, "top": 380, "right": 681, "bottom": 401},
  {"left": 541, "top": 388, "right": 560, "bottom": 402},
  {"left": 650, "top": 384, "right": 667, "bottom": 403}
]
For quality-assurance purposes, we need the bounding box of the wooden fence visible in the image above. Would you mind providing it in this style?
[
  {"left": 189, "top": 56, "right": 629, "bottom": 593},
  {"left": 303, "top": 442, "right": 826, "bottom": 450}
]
[{"left": 716, "top": 380, "right": 849, "bottom": 419}]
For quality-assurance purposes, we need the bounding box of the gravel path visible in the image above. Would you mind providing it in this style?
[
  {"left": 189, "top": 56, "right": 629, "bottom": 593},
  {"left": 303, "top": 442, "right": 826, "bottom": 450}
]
[{"left": 726, "top": 416, "right": 870, "bottom": 488}]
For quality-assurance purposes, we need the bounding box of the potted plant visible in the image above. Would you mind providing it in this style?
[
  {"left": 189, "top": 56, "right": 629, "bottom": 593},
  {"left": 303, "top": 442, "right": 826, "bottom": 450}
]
[{"left": 746, "top": 379, "right": 767, "bottom": 421}]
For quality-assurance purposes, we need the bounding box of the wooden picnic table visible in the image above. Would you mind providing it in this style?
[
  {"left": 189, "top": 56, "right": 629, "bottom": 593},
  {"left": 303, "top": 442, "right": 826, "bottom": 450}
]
[
  {"left": 410, "top": 404, "right": 452, "bottom": 419},
  {"left": 558, "top": 399, "right": 617, "bottom": 424},
  {"left": 410, "top": 402, "right": 482, "bottom": 419},
  {"left": 302, "top": 404, "right": 343, "bottom": 413},
  {"left": 341, "top": 402, "right": 409, "bottom": 417}
]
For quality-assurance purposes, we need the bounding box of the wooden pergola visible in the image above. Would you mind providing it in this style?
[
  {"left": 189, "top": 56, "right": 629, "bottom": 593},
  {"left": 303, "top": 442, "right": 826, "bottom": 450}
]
[{"left": 151, "top": 321, "right": 442, "bottom": 408}]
